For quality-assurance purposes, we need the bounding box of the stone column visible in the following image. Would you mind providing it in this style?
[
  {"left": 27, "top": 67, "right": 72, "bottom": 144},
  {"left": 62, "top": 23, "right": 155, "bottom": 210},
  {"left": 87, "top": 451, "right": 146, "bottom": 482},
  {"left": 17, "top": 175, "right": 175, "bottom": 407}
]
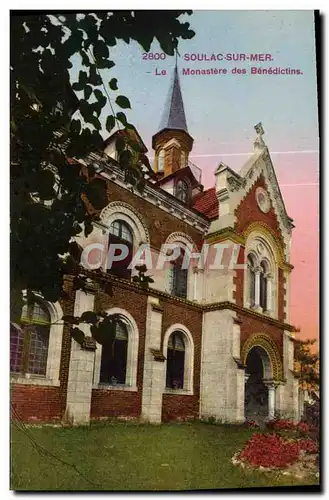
[
  {"left": 254, "top": 266, "right": 262, "bottom": 312},
  {"left": 264, "top": 381, "right": 276, "bottom": 420},
  {"left": 266, "top": 272, "right": 273, "bottom": 315},
  {"left": 141, "top": 296, "right": 165, "bottom": 423},
  {"left": 65, "top": 286, "right": 97, "bottom": 426}
]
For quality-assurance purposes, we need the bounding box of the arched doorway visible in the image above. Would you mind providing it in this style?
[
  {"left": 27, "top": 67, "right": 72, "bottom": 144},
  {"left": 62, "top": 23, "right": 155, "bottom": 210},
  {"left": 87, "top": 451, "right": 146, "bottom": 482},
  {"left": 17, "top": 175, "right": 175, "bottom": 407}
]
[{"left": 244, "top": 346, "right": 272, "bottom": 420}]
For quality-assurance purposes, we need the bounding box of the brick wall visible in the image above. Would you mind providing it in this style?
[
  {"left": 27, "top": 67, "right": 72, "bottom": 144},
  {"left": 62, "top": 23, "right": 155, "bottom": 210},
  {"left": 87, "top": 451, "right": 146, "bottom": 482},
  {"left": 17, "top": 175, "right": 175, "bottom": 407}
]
[
  {"left": 94, "top": 175, "right": 204, "bottom": 251},
  {"left": 11, "top": 278, "right": 75, "bottom": 422},
  {"left": 160, "top": 299, "right": 202, "bottom": 421},
  {"left": 92, "top": 283, "right": 147, "bottom": 418},
  {"left": 239, "top": 311, "right": 284, "bottom": 357},
  {"left": 234, "top": 175, "right": 284, "bottom": 243}
]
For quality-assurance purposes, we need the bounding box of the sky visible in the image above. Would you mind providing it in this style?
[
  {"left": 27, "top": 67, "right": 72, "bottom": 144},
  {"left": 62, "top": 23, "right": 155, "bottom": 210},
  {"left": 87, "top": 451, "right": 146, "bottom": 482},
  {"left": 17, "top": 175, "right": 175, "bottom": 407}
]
[{"left": 72, "top": 10, "right": 319, "bottom": 343}]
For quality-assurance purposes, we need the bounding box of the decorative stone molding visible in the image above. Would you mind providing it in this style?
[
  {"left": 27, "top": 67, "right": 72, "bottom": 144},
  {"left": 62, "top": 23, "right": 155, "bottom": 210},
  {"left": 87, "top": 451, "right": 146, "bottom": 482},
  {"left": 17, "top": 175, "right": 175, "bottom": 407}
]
[
  {"left": 11, "top": 300, "right": 64, "bottom": 387},
  {"left": 162, "top": 323, "right": 194, "bottom": 394},
  {"left": 87, "top": 151, "right": 209, "bottom": 234},
  {"left": 93, "top": 307, "right": 139, "bottom": 388},
  {"left": 241, "top": 333, "right": 284, "bottom": 381},
  {"left": 164, "top": 231, "right": 196, "bottom": 248},
  {"left": 100, "top": 201, "right": 150, "bottom": 244}
]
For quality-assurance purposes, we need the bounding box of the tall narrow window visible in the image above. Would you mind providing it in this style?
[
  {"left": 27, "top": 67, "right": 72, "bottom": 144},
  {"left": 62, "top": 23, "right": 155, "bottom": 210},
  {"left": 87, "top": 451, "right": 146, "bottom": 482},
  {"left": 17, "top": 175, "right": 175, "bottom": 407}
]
[
  {"left": 108, "top": 220, "right": 133, "bottom": 279},
  {"left": 247, "top": 255, "right": 256, "bottom": 307},
  {"left": 169, "top": 247, "right": 188, "bottom": 299},
  {"left": 166, "top": 332, "right": 185, "bottom": 389},
  {"left": 175, "top": 179, "right": 189, "bottom": 204},
  {"left": 100, "top": 320, "right": 128, "bottom": 385},
  {"left": 260, "top": 261, "right": 268, "bottom": 311},
  {"left": 158, "top": 149, "right": 165, "bottom": 172},
  {"left": 10, "top": 302, "right": 50, "bottom": 376},
  {"left": 180, "top": 151, "right": 186, "bottom": 168}
]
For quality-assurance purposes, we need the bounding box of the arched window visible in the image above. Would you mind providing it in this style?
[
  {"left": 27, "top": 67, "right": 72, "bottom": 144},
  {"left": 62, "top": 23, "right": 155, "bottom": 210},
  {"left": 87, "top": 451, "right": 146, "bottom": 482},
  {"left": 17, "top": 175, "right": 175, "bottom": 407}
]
[
  {"left": 247, "top": 254, "right": 256, "bottom": 307},
  {"left": 99, "top": 319, "right": 128, "bottom": 385},
  {"left": 175, "top": 179, "right": 189, "bottom": 204},
  {"left": 158, "top": 149, "right": 165, "bottom": 172},
  {"left": 108, "top": 220, "right": 133, "bottom": 279},
  {"left": 10, "top": 302, "right": 50, "bottom": 376},
  {"left": 260, "top": 260, "right": 268, "bottom": 311},
  {"left": 169, "top": 247, "right": 188, "bottom": 299},
  {"left": 180, "top": 151, "right": 186, "bottom": 168},
  {"left": 166, "top": 332, "right": 185, "bottom": 389}
]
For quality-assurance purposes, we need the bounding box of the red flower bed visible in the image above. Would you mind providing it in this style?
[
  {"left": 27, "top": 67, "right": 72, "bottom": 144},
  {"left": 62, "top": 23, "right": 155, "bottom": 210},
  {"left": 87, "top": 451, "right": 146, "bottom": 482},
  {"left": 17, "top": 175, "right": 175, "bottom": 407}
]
[
  {"left": 239, "top": 433, "right": 300, "bottom": 468},
  {"left": 269, "top": 419, "right": 295, "bottom": 431},
  {"left": 299, "top": 438, "right": 318, "bottom": 454}
]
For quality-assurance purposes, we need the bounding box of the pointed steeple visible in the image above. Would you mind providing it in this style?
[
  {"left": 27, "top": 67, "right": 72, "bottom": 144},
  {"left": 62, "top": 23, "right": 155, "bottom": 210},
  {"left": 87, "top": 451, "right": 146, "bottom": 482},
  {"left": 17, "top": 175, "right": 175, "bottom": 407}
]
[
  {"left": 152, "top": 63, "right": 193, "bottom": 177},
  {"left": 158, "top": 65, "right": 188, "bottom": 134}
]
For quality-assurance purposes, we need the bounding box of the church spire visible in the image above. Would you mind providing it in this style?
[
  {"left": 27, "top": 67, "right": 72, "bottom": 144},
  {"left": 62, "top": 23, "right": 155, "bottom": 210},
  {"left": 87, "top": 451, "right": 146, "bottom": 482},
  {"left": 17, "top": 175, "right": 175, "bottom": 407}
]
[
  {"left": 152, "top": 63, "right": 193, "bottom": 177},
  {"left": 157, "top": 64, "right": 188, "bottom": 134}
]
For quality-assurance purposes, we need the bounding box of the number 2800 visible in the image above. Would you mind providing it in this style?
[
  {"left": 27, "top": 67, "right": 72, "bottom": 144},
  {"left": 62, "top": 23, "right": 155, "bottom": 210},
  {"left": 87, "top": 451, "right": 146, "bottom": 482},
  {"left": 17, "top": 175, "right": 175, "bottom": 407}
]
[{"left": 142, "top": 53, "right": 166, "bottom": 60}]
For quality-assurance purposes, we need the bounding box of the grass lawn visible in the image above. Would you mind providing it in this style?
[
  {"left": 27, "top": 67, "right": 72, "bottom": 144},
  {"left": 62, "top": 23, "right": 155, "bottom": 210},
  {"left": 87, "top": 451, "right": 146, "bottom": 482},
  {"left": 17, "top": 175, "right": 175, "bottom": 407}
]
[{"left": 11, "top": 420, "right": 319, "bottom": 491}]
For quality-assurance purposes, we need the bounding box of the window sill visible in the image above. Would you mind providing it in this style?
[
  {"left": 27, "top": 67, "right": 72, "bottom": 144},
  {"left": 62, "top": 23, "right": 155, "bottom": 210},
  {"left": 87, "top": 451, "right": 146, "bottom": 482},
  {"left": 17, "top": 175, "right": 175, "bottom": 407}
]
[
  {"left": 10, "top": 374, "right": 60, "bottom": 387},
  {"left": 93, "top": 384, "right": 138, "bottom": 392},
  {"left": 163, "top": 388, "right": 193, "bottom": 396}
]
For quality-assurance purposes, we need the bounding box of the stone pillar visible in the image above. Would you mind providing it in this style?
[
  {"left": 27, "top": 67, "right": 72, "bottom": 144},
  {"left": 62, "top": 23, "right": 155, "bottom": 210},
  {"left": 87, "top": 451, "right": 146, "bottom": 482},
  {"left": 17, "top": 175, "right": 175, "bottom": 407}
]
[
  {"left": 264, "top": 381, "right": 276, "bottom": 420},
  {"left": 141, "top": 296, "right": 165, "bottom": 423},
  {"left": 254, "top": 266, "right": 262, "bottom": 312},
  {"left": 266, "top": 273, "right": 273, "bottom": 313},
  {"left": 65, "top": 287, "right": 96, "bottom": 426}
]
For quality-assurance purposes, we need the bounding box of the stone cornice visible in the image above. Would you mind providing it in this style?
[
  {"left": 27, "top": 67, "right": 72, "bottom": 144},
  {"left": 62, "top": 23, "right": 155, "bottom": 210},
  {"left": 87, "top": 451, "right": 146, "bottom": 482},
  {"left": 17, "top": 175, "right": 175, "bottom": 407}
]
[
  {"left": 205, "top": 227, "right": 245, "bottom": 245},
  {"left": 86, "top": 152, "right": 209, "bottom": 233}
]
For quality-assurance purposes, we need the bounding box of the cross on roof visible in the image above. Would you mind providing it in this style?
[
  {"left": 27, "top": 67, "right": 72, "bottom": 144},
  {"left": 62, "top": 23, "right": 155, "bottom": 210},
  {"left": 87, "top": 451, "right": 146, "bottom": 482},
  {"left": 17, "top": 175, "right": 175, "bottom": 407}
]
[
  {"left": 253, "top": 122, "right": 266, "bottom": 150},
  {"left": 254, "top": 122, "right": 265, "bottom": 138}
]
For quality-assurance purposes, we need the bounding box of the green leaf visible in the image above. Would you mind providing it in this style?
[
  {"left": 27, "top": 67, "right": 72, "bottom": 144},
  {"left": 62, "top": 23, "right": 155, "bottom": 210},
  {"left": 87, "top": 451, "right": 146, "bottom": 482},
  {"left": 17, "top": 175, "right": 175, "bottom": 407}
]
[
  {"left": 70, "top": 119, "right": 81, "bottom": 135},
  {"left": 62, "top": 315, "right": 79, "bottom": 324},
  {"left": 106, "top": 115, "right": 115, "bottom": 133},
  {"left": 72, "top": 82, "right": 84, "bottom": 92},
  {"left": 84, "top": 85, "right": 92, "bottom": 100},
  {"left": 80, "top": 311, "right": 99, "bottom": 324},
  {"left": 116, "top": 135, "right": 126, "bottom": 153},
  {"left": 115, "top": 95, "right": 131, "bottom": 109},
  {"left": 71, "top": 327, "right": 85, "bottom": 346},
  {"left": 116, "top": 112, "right": 127, "bottom": 127},
  {"left": 109, "top": 78, "right": 118, "bottom": 91}
]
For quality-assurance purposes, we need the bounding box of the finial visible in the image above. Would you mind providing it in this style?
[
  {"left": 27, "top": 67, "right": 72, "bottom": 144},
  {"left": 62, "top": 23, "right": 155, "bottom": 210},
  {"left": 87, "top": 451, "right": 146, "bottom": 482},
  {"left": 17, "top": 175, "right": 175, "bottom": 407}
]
[{"left": 253, "top": 122, "right": 266, "bottom": 150}]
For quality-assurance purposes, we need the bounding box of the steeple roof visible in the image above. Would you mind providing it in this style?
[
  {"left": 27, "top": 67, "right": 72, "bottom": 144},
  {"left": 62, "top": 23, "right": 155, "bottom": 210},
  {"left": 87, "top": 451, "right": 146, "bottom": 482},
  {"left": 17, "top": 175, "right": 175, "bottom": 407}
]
[{"left": 157, "top": 65, "right": 188, "bottom": 134}]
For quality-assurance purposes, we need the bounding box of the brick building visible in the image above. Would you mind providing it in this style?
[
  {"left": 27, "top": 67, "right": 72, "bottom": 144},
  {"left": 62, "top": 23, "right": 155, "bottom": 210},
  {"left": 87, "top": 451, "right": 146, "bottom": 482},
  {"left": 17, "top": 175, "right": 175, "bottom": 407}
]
[{"left": 11, "top": 66, "right": 300, "bottom": 424}]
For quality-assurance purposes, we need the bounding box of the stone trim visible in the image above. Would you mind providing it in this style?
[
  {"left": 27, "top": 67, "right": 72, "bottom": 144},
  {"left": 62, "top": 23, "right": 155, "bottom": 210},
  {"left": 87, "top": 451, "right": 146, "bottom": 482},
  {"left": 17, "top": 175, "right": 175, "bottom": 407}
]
[
  {"left": 92, "top": 384, "right": 138, "bottom": 392},
  {"left": 93, "top": 307, "right": 139, "bottom": 388},
  {"left": 86, "top": 152, "right": 209, "bottom": 232},
  {"left": 10, "top": 375, "right": 60, "bottom": 387},
  {"left": 205, "top": 227, "right": 245, "bottom": 245},
  {"left": 163, "top": 323, "right": 194, "bottom": 394},
  {"left": 100, "top": 200, "right": 150, "bottom": 245},
  {"left": 241, "top": 332, "right": 284, "bottom": 381},
  {"left": 83, "top": 268, "right": 297, "bottom": 332},
  {"left": 11, "top": 300, "right": 64, "bottom": 387}
]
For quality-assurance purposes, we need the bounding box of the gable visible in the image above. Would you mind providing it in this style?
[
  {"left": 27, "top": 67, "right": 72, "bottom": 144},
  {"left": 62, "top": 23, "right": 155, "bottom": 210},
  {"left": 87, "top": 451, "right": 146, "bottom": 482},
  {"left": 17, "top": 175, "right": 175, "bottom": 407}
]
[{"left": 234, "top": 175, "right": 283, "bottom": 244}]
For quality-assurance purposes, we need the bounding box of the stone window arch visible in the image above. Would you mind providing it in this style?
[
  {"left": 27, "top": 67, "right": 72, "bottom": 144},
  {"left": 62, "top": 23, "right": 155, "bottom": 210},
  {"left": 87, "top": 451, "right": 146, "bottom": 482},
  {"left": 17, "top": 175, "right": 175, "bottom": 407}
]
[
  {"left": 244, "top": 232, "right": 277, "bottom": 317},
  {"left": 100, "top": 202, "right": 150, "bottom": 276},
  {"left": 108, "top": 219, "right": 134, "bottom": 278},
  {"left": 93, "top": 308, "right": 139, "bottom": 390},
  {"left": 10, "top": 299, "right": 64, "bottom": 386},
  {"left": 164, "top": 232, "right": 197, "bottom": 300},
  {"left": 163, "top": 324, "right": 194, "bottom": 394}
]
